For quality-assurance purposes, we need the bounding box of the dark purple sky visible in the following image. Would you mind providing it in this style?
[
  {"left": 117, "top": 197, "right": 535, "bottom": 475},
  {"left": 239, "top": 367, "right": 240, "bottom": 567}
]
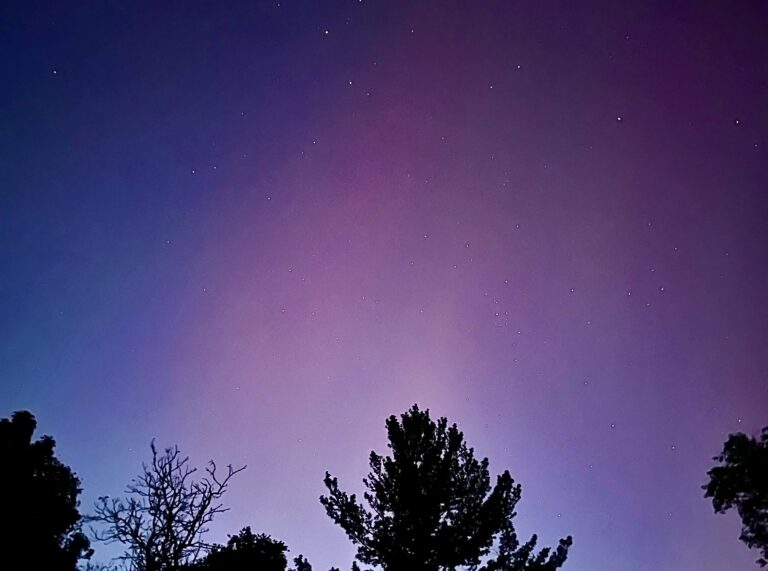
[{"left": 2, "top": 1, "right": 767, "bottom": 569}]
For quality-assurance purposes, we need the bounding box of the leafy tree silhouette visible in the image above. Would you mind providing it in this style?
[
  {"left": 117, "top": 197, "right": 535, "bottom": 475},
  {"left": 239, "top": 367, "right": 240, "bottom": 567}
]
[
  {"left": 0, "top": 410, "right": 92, "bottom": 570},
  {"left": 329, "top": 564, "right": 366, "bottom": 571},
  {"left": 292, "top": 554, "right": 313, "bottom": 571},
  {"left": 184, "top": 526, "right": 320, "bottom": 571},
  {"left": 704, "top": 426, "right": 768, "bottom": 567},
  {"left": 185, "top": 527, "right": 288, "bottom": 570},
  {"left": 320, "top": 404, "right": 572, "bottom": 571},
  {"left": 90, "top": 441, "right": 244, "bottom": 571}
]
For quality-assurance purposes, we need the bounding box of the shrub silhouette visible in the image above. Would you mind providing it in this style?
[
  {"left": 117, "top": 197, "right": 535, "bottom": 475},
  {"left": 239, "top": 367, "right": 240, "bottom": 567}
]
[
  {"left": 184, "top": 526, "right": 321, "bottom": 571},
  {"left": 187, "top": 526, "right": 288, "bottom": 570}
]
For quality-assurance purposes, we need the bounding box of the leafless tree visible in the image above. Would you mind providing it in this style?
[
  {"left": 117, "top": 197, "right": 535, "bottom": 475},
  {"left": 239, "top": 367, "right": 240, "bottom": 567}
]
[{"left": 89, "top": 441, "right": 245, "bottom": 571}]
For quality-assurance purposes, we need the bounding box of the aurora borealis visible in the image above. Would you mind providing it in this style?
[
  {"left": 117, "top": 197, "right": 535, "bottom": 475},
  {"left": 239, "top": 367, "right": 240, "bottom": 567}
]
[{"left": 1, "top": 2, "right": 767, "bottom": 569}]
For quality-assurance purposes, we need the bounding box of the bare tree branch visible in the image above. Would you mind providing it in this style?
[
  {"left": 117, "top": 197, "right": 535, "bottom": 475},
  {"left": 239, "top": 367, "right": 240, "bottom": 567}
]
[{"left": 88, "top": 441, "right": 245, "bottom": 571}]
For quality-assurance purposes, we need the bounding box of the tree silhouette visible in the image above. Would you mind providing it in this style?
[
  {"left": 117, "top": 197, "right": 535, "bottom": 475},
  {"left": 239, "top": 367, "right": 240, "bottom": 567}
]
[
  {"left": 481, "top": 519, "right": 571, "bottom": 571},
  {"left": 80, "top": 563, "right": 124, "bottom": 571},
  {"left": 184, "top": 526, "right": 319, "bottom": 571},
  {"left": 320, "top": 404, "right": 572, "bottom": 571},
  {"left": 90, "top": 441, "right": 245, "bottom": 571},
  {"left": 704, "top": 426, "right": 768, "bottom": 567},
  {"left": 0, "top": 410, "right": 92, "bottom": 570},
  {"left": 187, "top": 527, "right": 288, "bottom": 571},
  {"left": 292, "top": 554, "right": 313, "bottom": 571},
  {"left": 289, "top": 552, "right": 353, "bottom": 571}
]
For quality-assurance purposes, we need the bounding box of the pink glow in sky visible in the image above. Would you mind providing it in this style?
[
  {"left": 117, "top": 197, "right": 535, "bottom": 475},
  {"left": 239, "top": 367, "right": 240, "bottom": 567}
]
[{"left": 2, "top": 2, "right": 767, "bottom": 570}]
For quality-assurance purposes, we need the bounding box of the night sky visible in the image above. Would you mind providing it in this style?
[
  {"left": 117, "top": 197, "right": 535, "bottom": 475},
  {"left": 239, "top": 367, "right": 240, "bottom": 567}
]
[{"left": 2, "top": 1, "right": 767, "bottom": 569}]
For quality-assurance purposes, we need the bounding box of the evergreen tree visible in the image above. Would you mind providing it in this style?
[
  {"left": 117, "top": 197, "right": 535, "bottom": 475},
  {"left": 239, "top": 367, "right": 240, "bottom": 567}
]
[{"left": 320, "top": 405, "right": 571, "bottom": 571}]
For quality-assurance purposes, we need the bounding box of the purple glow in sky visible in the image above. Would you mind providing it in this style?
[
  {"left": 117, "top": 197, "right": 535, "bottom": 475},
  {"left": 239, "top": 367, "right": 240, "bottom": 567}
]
[{"left": 1, "top": 2, "right": 767, "bottom": 570}]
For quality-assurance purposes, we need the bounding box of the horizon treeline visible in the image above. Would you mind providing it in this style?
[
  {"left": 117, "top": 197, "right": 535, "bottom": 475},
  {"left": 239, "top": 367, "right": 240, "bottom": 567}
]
[{"left": 1, "top": 406, "right": 766, "bottom": 570}]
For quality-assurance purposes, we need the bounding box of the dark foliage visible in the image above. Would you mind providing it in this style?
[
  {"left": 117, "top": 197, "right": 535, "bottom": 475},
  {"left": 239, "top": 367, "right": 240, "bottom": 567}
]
[
  {"left": 328, "top": 564, "right": 367, "bottom": 571},
  {"left": 291, "top": 543, "right": 315, "bottom": 569},
  {"left": 320, "top": 404, "right": 571, "bottom": 571},
  {"left": 0, "top": 410, "right": 92, "bottom": 570},
  {"left": 187, "top": 527, "right": 288, "bottom": 571},
  {"left": 89, "top": 441, "right": 244, "bottom": 571},
  {"left": 704, "top": 427, "right": 768, "bottom": 567},
  {"left": 292, "top": 554, "right": 313, "bottom": 571},
  {"left": 481, "top": 519, "right": 572, "bottom": 571},
  {"left": 184, "top": 527, "right": 319, "bottom": 571},
  {"left": 80, "top": 564, "right": 124, "bottom": 571}
]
